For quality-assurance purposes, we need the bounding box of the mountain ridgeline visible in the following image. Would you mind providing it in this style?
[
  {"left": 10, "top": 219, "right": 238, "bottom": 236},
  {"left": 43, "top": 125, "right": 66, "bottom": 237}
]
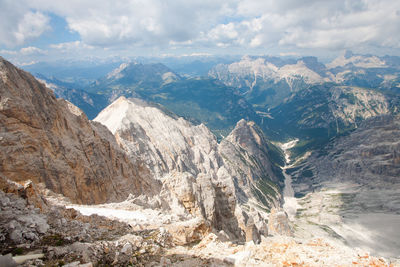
[
  {"left": 2, "top": 51, "right": 400, "bottom": 264},
  {"left": 35, "top": 52, "right": 400, "bottom": 154},
  {"left": 0, "top": 57, "right": 287, "bottom": 244},
  {"left": 86, "top": 62, "right": 264, "bottom": 138}
]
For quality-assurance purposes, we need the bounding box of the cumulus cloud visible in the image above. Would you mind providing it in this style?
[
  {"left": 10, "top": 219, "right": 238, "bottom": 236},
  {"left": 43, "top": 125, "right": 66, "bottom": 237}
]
[
  {"left": 0, "top": 49, "right": 17, "bottom": 55},
  {"left": 230, "top": 0, "right": 400, "bottom": 50},
  {"left": 20, "top": 46, "right": 47, "bottom": 55},
  {"left": 50, "top": 41, "right": 93, "bottom": 52},
  {"left": 14, "top": 11, "right": 50, "bottom": 45},
  {"left": 27, "top": 0, "right": 234, "bottom": 47},
  {"left": 0, "top": 1, "right": 50, "bottom": 47},
  {"left": 0, "top": 0, "right": 399, "bottom": 54}
]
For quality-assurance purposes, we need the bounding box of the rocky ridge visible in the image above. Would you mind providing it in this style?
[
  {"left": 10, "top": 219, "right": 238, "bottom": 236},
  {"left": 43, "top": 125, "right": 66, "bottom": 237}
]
[
  {"left": 209, "top": 56, "right": 328, "bottom": 94},
  {"left": 94, "top": 96, "right": 286, "bottom": 242},
  {"left": 209, "top": 52, "right": 400, "bottom": 98},
  {"left": 0, "top": 56, "right": 159, "bottom": 205}
]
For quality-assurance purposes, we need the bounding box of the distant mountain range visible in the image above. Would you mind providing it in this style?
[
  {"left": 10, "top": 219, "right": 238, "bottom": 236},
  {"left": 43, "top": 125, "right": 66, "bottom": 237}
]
[
  {"left": 31, "top": 51, "right": 400, "bottom": 152},
  {"left": 209, "top": 51, "right": 400, "bottom": 110}
]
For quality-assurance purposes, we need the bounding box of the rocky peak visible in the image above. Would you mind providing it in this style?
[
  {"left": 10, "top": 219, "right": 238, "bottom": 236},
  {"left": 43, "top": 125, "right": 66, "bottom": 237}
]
[
  {"left": 95, "top": 97, "right": 287, "bottom": 241},
  {"left": 102, "top": 62, "right": 180, "bottom": 85},
  {"left": 219, "top": 119, "right": 284, "bottom": 210},
  {"left": 226, "top": 119, "right": 265, "bottom": 149},
  {"left": 94, "top": 96, "right": 221, "bottom": 179},
  {"left": 0, "top": 57, "right": 159, "bottom": 204},
  {"left": 327, "top": 51, "right": 387, "bottom": 69}
]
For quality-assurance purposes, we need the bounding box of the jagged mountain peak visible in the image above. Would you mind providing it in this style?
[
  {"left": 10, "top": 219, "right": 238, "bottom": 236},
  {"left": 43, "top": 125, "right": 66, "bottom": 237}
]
[
  {"left": 95, "top": 96, "right": 218, "bottom": 179},
  {"left": 227, "top": 119, "right": 262, "bottom": 146},
  {"left": 209, "top": 55, "right": 326, "bottom": 86},
  {"left": 90, "top": 61, "right": 181, "bottom": 96},
  {"left": 106, "top": 62, "right": 132, "bottom": 79},
  {"left": 327, "top": 50, "right": 387, "bottom": 69},
  {"left": 95, "top": 97, "right": 288, "bottom": 240},
  {"left": 208, "top": 56, "right": 328, "bottom": 108},
  {"left": 105, "top": 61, "right": 180, "bottom": 81}
]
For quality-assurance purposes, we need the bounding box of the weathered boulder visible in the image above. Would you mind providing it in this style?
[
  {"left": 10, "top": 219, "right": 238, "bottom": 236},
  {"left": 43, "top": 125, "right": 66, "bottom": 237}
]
[{"left": 267, "top": 208, "right": 292, "bottom": 236}]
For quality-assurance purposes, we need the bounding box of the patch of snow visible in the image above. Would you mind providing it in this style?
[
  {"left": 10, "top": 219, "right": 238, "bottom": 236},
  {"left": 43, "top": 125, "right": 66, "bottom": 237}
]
[
  {"left": 278, "top": 138, "right": 298, "bottom": 163},
  {"left": 13, "top": 254, "right": 44, "bottom": 264},
  {"left": 66, "top": 206, "right": 148, "bottom": 221}
]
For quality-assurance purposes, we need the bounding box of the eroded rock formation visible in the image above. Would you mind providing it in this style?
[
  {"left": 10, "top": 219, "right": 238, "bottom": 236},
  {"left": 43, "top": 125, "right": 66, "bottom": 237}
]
[
  {"left": 94, "top": 96, "right": 285, "bottom": 242},
  {"left": 0, "top": 57, "right": 159, "bottom": 205}
]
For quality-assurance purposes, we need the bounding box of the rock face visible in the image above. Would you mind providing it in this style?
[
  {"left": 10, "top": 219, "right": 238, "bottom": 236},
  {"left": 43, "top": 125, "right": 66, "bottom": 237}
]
[
  {"left": 219, "top": 120, "right": 284, "bottom": 210},
  {"left": 0, "top": 57, "right": 159, "bottom": 205},
  {"left": 94, "top": 97, "right": 222, "bottom": 181},
  {"left": 263, "top": 83, "right": 393, "bottom": 154},
  {"left": 291, "top": 115, "right": 400, "bottom": 194},
  {"left": 208, "top": 55, "right": 329, "bottom": 108},
  {"left": 288, "top": 115, "right": 400, "bottom": 258},
  {"left": 95, "top": 97, "right": 285, "bottom": 241}
]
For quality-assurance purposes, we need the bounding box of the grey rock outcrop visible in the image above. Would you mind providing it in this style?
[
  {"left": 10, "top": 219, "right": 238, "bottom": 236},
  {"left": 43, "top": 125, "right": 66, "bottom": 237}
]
[
  {"left": 0, "top": 183, "right": 171, "bottom": 267},
  {"left": 95, "top": 96, "right": 285, "bottom": 242},
  {"left": 219, "top": 119, "right": 284, "bottom": 210},
  {"left": 291, "top": 115, "right": 400, "bottom": 195},
  {"left": 0, "top": 57, "right": 159, "bottom": 204}
]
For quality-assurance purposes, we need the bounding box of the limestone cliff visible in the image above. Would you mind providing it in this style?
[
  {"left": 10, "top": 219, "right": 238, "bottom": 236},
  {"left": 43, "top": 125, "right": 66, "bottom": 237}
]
[
  {"left": 219, "top": 119, "right": 284, "bottom": 210},
  {"left": 95, "top": 96, "right": 285, "bottom": 241},
  {"left": 290, "top": 115, "right": 400, "bottom": 194},
  {"left": 0, "top": 57, "right": 159, "bottom": 205}
]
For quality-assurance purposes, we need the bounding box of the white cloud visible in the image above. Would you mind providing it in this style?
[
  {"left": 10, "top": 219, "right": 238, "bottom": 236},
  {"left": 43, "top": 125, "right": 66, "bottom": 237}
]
[
  {"left": 50, "top": 41, "right": 93, "bottom": 51},
  {"left": 0, "top": 0, "right": 400, "bottom": 55},
  {"left": 0, "top": 49, "right": 17, "bottom": 55},
  {"left": 230, "top": 0, "right": 400, "bottom": 51},
  {"left": 27, "top": 0, "right": 233, "bottom": 47},
  {"left": 20, "top": 46, "right": 47, "bottom": 55},
  {"left": 18, "top": 60, "right": 38, "bottom": 66},
  {"left": 0, "top": 1, "right": 50, "bottom": 47},
  {"left": 14, "top": 11, "right": 50, "bottom": 45}
]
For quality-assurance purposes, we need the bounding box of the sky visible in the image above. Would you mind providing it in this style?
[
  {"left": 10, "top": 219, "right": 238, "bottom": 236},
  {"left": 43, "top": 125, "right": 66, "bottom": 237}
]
[{"left": 1, "top": 0, "right": 400, "bottom": 65}]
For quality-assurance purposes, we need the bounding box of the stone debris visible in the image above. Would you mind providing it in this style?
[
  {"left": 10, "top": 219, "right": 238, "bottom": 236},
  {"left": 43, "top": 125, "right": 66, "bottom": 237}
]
[
  {"left": 0, "top": 188, "right": 172, "bottom": 266},
  {"left": 166, "top": 234, "right": 399, "bottom": 267}
]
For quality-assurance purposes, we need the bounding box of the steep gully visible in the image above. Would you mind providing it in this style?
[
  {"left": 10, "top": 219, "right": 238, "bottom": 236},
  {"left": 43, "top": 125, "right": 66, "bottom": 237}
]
[{"left": 279, "top": 139, "right": 299, "bottom": 221}]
